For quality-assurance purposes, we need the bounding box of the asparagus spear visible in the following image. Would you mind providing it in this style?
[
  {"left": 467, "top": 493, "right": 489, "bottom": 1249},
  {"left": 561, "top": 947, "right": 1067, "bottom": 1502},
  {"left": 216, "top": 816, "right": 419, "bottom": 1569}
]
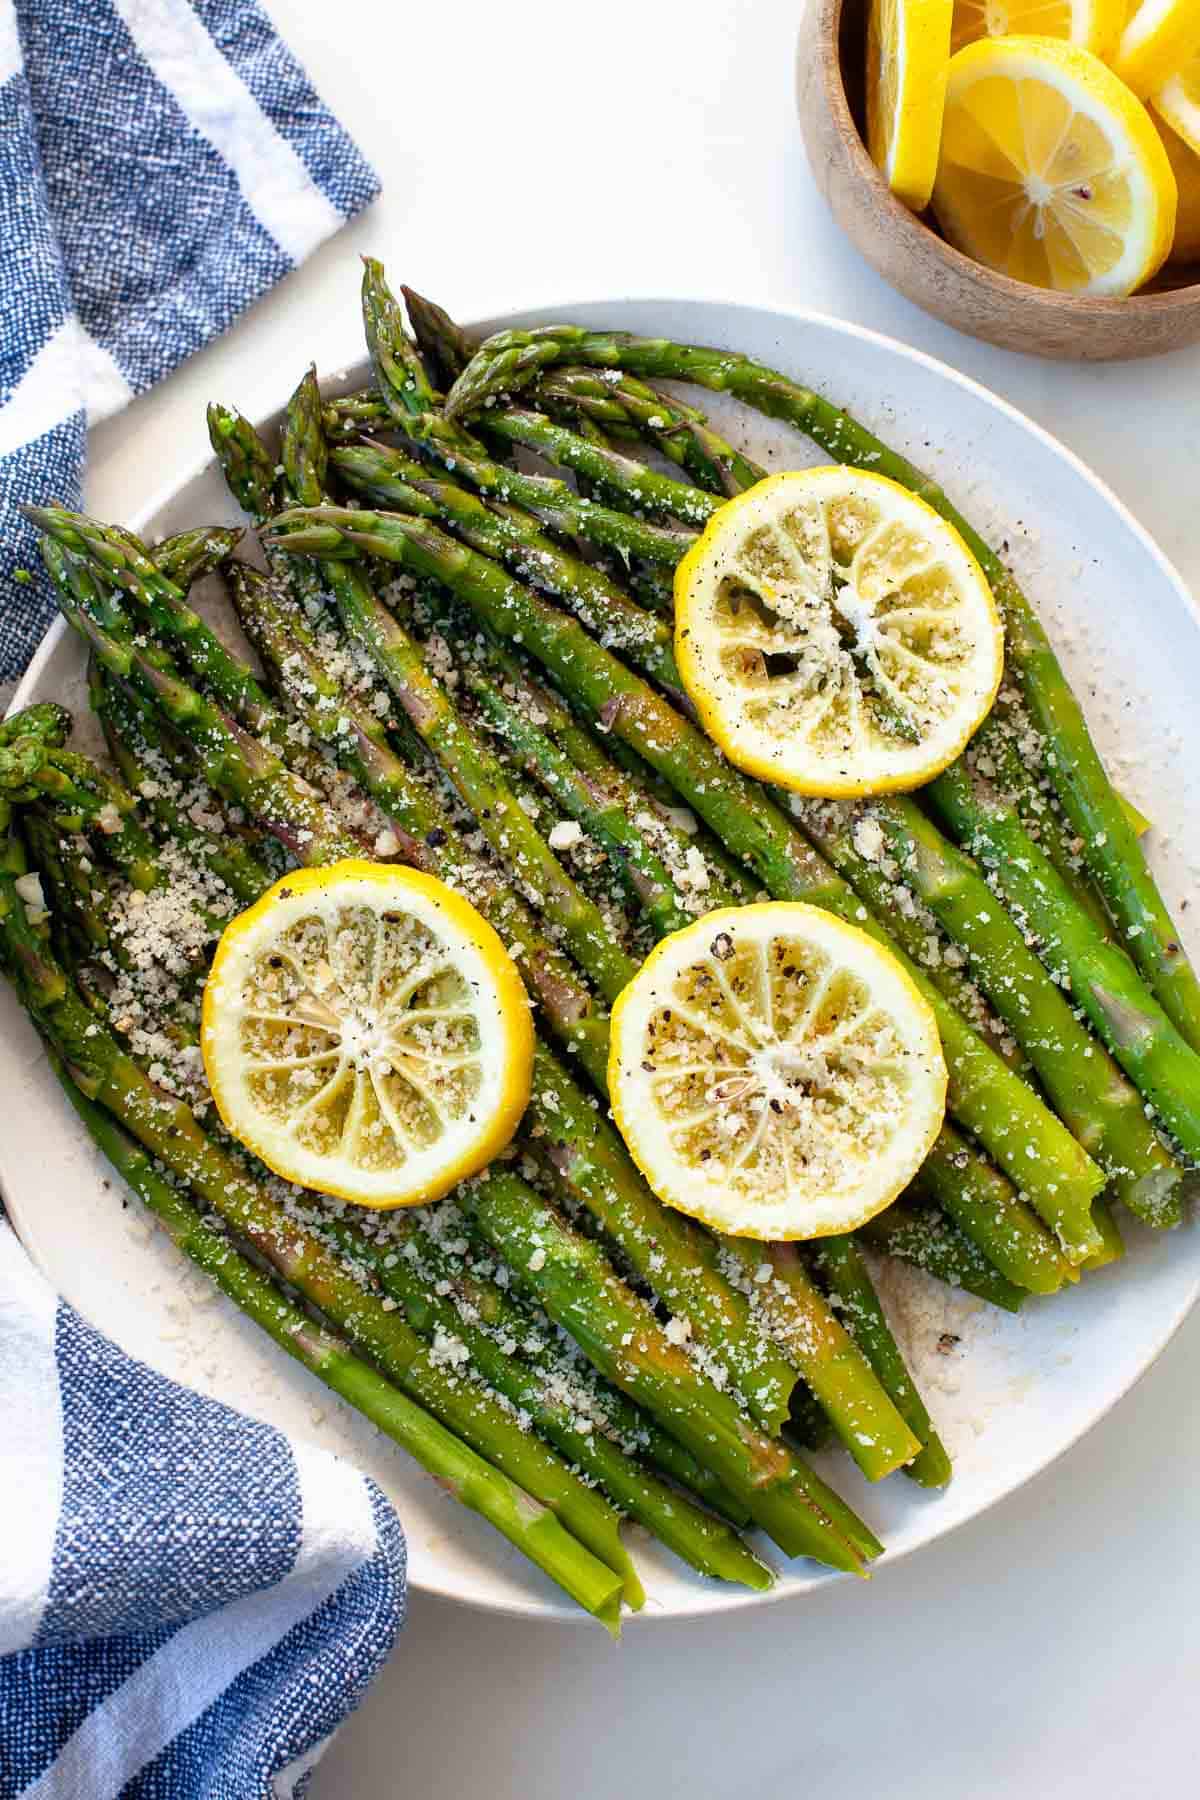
[
  {"left": 462, "top": 1170, "right": 879, "bottom": 1572},
  {"left": 33, "top": 1043, "right": 624, "bottom": 1631},
  {"left": 224, "top": 560, "right": 446, "bottom": 867},
  {"left": 329, "top": 439, "right": 684, "bottom": 694},
  {"left": 36, "top": 527, "right": 336, "bottom": 806},
  {"left": 322, "top": 390, "right": 393, "bottom": 440},
  {"left": 871, "top": 796, "right": 1184, "bottom": 1228},
  {"left": 445, "top": 324, "right": 1200, "bottom": 1054},
  {"left": 526, "top": 1042, "right": 802, "bottom": 1435},
  {"left": 28, "top": 508, "right": 312, "bottom": 771},
  {"left": 265, "top": 506, "right": 1107, "bottom": 1261},
  {"left": 317, "top": 552, "right": 641, "bottom": 1006},
  {"left": 401, "top": 284, "right": 475, "bottom": 386},
  {"left": 333, "top": 406, "right": 695, "bottom": 567},
  {"left": 529, "top": 366, "right": 766, "bottom": 498},
  {"left": 971, "top": 702, "right": 1115, "bottom": 940},
  {"left": 480, "top": 406, "right": 719, "bottom": 527},
  {"left": 442, "top": 325, "right": 585, "bottom": 417},
  {"left": 0, "top": 702, "right": 71, "bottom": 751},
  {"left": 327, "top": 1211, "right": 773, "bottom": 1589},
  {"left": 977, "top": 715, "right": 1152, "bottom": 944},
  {"left": 444, "top": 620, "right": 760, "bottom": 904},
  {"left": 776, "top": 807, "right": 1100, "bottom": 1257},
  {"left": 715, "top": 1238, "right": 922, "bottom": 1479},
  {"left": 52, "top": 587, "right": 373, "bottom": 868},
  {"left": 1, "top": 734, "right": 164, "bottom": 894},
  {"left": 363, "top": 1207, "right": 755, "bottom": 1524},
  {"left": 287, "top": 361, "right": 676, "bottom": 686},
  {"left": 150, "top": 525, "right": 243, "bottom": 589},
  {"left": 92, "top": 668, "right": 275, "bottom": 908},
  {"left": 20, "top": 805, "right": 106, "bottom": 948},
  {"left": 322, "top": 376, "right": 702, "bottom": 595},
  {"left": 929, "top": 761, "right": 1200, "bottom": 1165},
  {"left": 356, "top": 262, "right": 697, "bottom": 570},
  {"left": 809, "top": 1235, "right": 951, "bottom": 1489},
  {"left": 205, "top": 387, "right": 326, "bottom": 619},
  {"left": 858, "top": 1200, "right": 1026, "bottom": 1313},
  {"left": 786, "top": 794, "right": 1024, "bottom": 1068},
  {"left": 464, "top": 664, "right": 695, "bottom": 940},
  {"left": 917, "top": 1121, "right": 1070, "bottom": 1291},
  {"left": 527, "top": 1055, "right": 923, "bottom": 1481}
]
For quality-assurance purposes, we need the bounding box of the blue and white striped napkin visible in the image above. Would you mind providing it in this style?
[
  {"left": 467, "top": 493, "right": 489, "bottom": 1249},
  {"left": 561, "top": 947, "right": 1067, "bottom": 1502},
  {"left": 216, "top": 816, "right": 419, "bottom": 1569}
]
[
  {"left": 0, "top": 1231, "right": 407, "bottom": 1797},
  {"left": 1, "top": 4, "right": 406, "bottom": 1793},
  {"left": 0, "top": 0, "right": 379, "bottom": 680}
]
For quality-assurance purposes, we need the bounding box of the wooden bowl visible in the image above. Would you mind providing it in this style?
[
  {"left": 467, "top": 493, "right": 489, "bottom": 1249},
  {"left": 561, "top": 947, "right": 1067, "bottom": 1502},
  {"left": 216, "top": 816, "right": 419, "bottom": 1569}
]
[{"left": 796, "top": 0, "right": 1200, "bottom": 359}]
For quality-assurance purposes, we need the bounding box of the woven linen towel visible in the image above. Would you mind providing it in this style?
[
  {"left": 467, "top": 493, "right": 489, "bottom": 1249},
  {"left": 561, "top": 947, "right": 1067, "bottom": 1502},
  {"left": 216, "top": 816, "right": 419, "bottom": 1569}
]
[
  {"left": 0, "top": 4, "right": 405, "bottom": 1794},
  {"left": 0, "top": 0, "right": 379, "bottom": 680},
  {"left": 0, "top": 1230, "right": 407, "bottom": 1798}
]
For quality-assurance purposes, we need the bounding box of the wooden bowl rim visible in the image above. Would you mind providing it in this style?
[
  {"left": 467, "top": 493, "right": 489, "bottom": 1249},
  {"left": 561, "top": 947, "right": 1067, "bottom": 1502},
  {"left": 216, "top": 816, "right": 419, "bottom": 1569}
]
[{"left": 816, "top": 0, "right": 1200, "bottom": 320}]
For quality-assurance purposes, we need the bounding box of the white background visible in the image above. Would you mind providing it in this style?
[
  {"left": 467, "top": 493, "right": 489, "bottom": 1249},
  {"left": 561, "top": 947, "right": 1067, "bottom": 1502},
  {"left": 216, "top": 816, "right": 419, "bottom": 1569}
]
[{"left": 76, "top": 1, "right": 1200, "bottom": 1794}]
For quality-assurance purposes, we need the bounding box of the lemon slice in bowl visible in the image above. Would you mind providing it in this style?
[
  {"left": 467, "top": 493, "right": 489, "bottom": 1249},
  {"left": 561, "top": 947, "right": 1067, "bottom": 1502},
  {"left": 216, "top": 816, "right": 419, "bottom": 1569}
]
[
  {"left": 933, "top": 36, "right": 1178, "bottom": 294},
  {"left": 1114, "top": 0, "right": 1200, "bottom": 99},
  {"left": 949, "top": 0, "right": 1125, "bottom": 57},
  {"left": 202, "top": 861, "right": 532, "bottom": 1208},
  {"left": 673, "top": 469, "right": 1003, "bottom": 799},
  {"left": 608, "top": 903, "right": 947, "bottom": 1242},
  {"left": 1154, "top": 112, "right": 1200, "bottom": 260},
  {"left": 1155, "top": 47, "right": 1200, "bottom": 157},
  {"left": 866, "top": 0, "right": 955, "bottom": 210}
]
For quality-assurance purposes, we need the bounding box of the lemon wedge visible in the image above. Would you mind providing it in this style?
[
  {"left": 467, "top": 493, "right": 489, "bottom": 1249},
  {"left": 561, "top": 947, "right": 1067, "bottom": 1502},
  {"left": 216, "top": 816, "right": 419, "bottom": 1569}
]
[
  {"left": 1114, "top": 0, "right": 1200, "bottom": 100},
  {"left": 949, "top": 0, "right": 1125, "bottom": 55},
  {"left": 1154, "top": 46, "right": 1200, "bottom": 156},
  {"left": 673, "top": 469, "right": 1003, "bottom": 799},
  {"left": 608, "top": 903, "right": 948, "bottom": 1241},
  {"left": 867, "top": 0, "right": 955, "bottom": 209},
  {"left": 202, "top": 861, "right": 532, "bottom": 1208},
  {"left": 1154, "top": 112, "right": 1200, "bottom": 260},
  {"left": 933, "top": 36, "right": 1177, "bottom": 293}
]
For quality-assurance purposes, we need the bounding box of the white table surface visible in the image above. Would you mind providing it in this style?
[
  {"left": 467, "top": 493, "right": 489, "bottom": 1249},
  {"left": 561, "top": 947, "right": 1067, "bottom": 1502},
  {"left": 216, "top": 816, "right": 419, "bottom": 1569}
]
[{"left": 76, "top": 1, "right": 1200, "bottom": 1793}]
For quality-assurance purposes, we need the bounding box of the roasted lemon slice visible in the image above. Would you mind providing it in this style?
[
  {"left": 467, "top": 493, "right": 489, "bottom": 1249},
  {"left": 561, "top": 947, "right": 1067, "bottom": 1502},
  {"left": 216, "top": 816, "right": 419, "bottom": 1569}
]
[
  {"left": 609, "top": 904, "right": 947, "bottom": 1241},
  {"left": 202, "top": 861, "right": 532, "bottom": 1208},
  {"left": 867, "top": 0, "right": 955, "bottom": 210},
  {"left": 674, "top": 469, "right": 1002, "bottom": 798},
  {"left": 933, "top": 36, "right": 1178, "bottom": 294}
]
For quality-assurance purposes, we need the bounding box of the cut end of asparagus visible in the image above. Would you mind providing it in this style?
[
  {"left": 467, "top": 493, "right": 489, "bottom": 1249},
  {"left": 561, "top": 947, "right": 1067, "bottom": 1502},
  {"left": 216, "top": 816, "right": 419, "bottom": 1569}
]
[
  {"left": 1131, "top": 1165, "right": 1190, "bottom": 1230},
  {"left": 905, "top": 1435, "right": 953, "bottom": 1490}
]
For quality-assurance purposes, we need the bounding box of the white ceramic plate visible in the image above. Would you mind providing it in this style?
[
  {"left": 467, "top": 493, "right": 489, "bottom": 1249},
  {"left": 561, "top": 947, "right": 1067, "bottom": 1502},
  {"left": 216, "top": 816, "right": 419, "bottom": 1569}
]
[{"left": 4, "top": 298, "right": 1199, "bottom": 1626}]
